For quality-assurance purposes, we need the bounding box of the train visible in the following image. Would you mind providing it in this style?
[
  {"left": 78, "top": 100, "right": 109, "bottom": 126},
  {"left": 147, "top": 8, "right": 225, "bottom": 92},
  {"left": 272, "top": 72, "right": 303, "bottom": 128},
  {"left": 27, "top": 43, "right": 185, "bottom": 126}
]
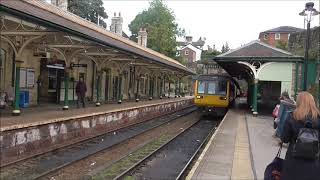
[{"left": 194, "top": 74, "right": 239, "bottom": 115}]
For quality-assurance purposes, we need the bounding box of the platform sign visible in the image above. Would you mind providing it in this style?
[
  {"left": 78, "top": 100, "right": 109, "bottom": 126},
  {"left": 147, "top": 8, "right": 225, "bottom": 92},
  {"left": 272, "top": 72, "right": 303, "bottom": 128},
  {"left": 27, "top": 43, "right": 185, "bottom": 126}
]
[{"left": 71, "top": 63, "right": 87, "bottom": 68}]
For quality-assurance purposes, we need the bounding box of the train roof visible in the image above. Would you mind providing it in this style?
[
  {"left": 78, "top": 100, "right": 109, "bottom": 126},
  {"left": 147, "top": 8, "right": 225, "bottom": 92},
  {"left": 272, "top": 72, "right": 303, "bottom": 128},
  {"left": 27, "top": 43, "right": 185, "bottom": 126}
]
[{"left": 195, "top": 74, "right": 232, "bottom": 81}]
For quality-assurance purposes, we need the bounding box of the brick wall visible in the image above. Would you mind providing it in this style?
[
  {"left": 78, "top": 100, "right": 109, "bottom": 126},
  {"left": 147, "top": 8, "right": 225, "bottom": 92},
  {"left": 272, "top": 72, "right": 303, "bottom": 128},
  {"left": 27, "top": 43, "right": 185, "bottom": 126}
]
[{"left": 0, "top": 99, "right": 193, "bottom": 165}]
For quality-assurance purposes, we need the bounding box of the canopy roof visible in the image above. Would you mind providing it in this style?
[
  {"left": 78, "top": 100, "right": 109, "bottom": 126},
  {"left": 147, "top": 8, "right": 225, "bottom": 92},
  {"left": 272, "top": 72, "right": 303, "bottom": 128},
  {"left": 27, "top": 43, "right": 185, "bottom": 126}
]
[
  {"left": 0, "top": 0, "right": 194, "bottom": 75},
  {"left": 212, "top": 40, "right": 303, "bottom": 80}
]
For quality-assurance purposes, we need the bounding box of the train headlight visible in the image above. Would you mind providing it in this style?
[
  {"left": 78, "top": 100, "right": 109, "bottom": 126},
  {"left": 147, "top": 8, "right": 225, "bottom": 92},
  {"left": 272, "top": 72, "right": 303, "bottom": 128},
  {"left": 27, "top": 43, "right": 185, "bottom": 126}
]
[
  {"left": 219, "top": 97, "right": 227, "bottom": 100},
  {"left": 196, "top": 95, "right": 203, "bottom": 99}
]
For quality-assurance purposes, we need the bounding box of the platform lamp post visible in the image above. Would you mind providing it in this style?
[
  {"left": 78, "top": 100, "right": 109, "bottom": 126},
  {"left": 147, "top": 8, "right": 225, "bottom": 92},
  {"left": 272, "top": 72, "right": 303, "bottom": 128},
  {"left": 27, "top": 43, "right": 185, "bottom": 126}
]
[{"left": 299, "top": 2, "right": 319, "bottom": 91}]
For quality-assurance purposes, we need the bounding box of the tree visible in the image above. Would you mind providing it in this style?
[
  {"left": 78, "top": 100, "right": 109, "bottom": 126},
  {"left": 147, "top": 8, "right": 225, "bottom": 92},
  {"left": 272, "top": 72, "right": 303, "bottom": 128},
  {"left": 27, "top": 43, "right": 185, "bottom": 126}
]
[
  {"left": 68, "top": 0, "right": 108, "bottom": 28},
  {"left": 129, "top": 0, "right": 184, "bottom": 58},
  {"left": 276, "top": 40, "right": 288, "bottom": 50},
  {"left": 221, "top": 45, "right": 225, "bottom": 53},
  {"left": 221, "top": 42, "right": 230, "bottom": 53}
]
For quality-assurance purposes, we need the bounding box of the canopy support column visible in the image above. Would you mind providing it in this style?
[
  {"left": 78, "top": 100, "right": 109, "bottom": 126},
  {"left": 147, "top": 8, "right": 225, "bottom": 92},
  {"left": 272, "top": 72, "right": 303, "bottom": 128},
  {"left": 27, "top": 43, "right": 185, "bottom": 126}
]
[
  {"left": 96, "top": 71, "right": 102, "bottom": 106},
  {"left": 12, "top": 60, "right": 21, "bottom": 116},
  {"left": 118, "top": 73, "right": 123, "bottom": 104},
  {"left": 63, "top": 69, "right": 69, "bottom": 110},
  {"left": 253, "top": 79, "right": 258, "bottom": 116}
]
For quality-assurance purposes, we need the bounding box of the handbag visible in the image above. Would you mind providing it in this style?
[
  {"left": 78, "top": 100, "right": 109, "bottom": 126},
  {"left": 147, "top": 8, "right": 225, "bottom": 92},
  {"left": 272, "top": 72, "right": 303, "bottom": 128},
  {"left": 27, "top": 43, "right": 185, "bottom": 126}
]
[
  {"left": 272, "top": 104, "right": 280, "bottom": 118},
  {"left": 264, "top": 143, "right": 284, "bottom": 180}
]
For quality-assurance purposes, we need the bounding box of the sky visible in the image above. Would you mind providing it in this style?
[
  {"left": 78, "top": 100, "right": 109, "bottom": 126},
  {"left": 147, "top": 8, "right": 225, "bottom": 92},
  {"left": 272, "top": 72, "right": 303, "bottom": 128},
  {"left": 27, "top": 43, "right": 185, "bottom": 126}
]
[{"left": 102, "top": 0, "right": 319, "bottom": 51}]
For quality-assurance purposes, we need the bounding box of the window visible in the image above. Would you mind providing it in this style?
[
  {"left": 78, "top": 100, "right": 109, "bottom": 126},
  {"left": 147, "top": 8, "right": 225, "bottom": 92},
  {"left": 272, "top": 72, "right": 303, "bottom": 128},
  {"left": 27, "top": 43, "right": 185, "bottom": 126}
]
[
  {"left": 207, "top": 81, "right": 227, "bottom": 95},
  {"left": 275, "top": 33, "right": 281, "bottom": 40},
  {"left": 185, "top": 50, "right": 189, "bottom": 55},
  {"left": 197, "top": 81, "right": 205, "bottom": 94},
  {"left": 288, "top": 33, "right": 290, "bottom": 40},
  {"left": 207, "top": 82, "right": 216, "bottom": 94},
  {"left": 263, "top": 34, "right": 268, "bottom": 40}
]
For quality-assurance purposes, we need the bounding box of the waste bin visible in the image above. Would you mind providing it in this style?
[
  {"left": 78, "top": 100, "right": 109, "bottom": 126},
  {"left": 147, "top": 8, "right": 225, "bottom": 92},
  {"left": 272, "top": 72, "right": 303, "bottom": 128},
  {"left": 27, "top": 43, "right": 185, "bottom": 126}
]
[{"left": 19, "top": 91, "right": 29, "bottom": 108}]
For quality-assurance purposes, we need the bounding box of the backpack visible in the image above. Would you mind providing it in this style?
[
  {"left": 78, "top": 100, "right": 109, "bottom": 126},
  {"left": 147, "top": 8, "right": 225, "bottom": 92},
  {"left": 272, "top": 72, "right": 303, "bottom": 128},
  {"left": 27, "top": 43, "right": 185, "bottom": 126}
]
[{"left": 292, "top": 119, "right": 320, "bottom": 160}]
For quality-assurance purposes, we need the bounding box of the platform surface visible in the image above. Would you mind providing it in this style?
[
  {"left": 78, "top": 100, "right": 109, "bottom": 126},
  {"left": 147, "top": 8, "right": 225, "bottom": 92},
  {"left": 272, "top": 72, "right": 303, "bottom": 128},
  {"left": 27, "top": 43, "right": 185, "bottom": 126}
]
[
  {"left": 187, "top": 103, "right": 286, "bottom": 180},
  {"left": 0, "top": 97, "right": 192, "bottom": 131}
]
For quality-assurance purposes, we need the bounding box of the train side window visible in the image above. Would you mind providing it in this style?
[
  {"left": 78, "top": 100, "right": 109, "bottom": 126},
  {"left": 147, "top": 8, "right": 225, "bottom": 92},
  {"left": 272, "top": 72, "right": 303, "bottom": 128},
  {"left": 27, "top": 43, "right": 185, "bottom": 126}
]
[
  {"left": 217, "top": 81, "right": 227, "bottom": 95},
  {"left": 197, "top": 81, "right": 205, "bottom": 94}
]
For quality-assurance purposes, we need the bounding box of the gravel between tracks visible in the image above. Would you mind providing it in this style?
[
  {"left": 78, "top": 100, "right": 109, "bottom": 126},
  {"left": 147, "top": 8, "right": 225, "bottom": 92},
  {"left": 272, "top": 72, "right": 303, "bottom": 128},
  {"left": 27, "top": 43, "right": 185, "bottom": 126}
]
[
  {"left": 125, "top": 115, "right": 219, "bottom": 180},
  {"left": 39, "top": 109, "right": 200, "bottom": 180}
]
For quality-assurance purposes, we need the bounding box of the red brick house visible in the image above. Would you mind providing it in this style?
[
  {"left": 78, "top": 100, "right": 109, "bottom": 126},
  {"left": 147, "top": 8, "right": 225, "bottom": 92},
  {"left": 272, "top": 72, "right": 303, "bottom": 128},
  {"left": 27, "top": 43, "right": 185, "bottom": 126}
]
[{"left": 258, "top": 26, "right": 303, "bottom": 47}]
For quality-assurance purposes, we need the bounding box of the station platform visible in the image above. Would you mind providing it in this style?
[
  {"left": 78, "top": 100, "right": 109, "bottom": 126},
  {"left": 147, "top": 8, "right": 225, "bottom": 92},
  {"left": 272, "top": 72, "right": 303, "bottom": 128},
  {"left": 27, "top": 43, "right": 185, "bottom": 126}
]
[
  {"left": 187, "top": 99, "right": 286, "bottom": 180},
  {"left": 0, "top": 97, "right": 192, "bottom": 131},
  {"left": 0, "top": 97, "right": 193, "bottom": 165}
]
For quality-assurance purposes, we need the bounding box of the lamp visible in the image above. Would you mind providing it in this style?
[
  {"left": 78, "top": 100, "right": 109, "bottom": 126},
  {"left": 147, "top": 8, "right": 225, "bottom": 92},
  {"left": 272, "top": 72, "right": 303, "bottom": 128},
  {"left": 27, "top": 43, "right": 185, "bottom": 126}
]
[{"left": 299, "top": 2, "right": 319, "bottom": 91}]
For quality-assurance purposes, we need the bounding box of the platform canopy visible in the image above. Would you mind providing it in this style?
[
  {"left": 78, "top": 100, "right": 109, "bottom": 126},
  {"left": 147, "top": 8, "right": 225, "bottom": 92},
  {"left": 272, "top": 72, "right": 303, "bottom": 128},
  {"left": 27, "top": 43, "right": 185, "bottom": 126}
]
[
  {"left": 0, "top": 0, "right": 194, "bottom": 76},
  {"left": 212, "top": 40, "right": 303, "bottom": 115},
  {"left": 212, "top": 40, "right": 303, "bottom": 81}
]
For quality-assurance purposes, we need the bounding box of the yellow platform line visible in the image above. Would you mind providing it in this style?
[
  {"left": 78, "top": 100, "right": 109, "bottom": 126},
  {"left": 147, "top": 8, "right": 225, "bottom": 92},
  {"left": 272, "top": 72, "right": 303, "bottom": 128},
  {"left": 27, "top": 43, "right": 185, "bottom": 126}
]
[{"left": 231, "top": 112, "right": 254, "bottom": 180}]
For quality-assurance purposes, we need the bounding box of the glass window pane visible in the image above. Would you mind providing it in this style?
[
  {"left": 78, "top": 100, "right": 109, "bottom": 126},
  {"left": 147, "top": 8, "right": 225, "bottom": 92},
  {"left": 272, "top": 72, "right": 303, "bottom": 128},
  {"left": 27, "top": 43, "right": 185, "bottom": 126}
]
[
  {"left": 217, "top": 81, "right": 227, "bottom": 95},
  {"left": 197, "top": 81, "right": 205, "bottom": 94},
  {"left": 208, "top": 82, "right": 216, "bottom": 94}
]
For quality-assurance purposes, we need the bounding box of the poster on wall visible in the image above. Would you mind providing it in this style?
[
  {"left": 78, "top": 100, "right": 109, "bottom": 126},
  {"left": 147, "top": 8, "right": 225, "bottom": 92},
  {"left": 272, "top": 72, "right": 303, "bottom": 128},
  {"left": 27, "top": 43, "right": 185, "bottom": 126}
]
[
  {"left": 19, "top": 68, "right": 27, "bottom": 88},
  {"left": 27, "top": 69, "right": 35, "bottom": 87}
]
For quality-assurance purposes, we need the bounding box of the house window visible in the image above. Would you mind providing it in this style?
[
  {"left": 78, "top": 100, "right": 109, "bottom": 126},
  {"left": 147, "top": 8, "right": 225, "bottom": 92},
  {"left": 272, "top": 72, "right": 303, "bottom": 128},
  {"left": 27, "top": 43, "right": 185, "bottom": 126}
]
[
  {"left": 288, "top": 33, "right": 290, "bottom": 40},
  {"left": 275, "top": 33, "right": 281, "bottom": 40},
  {"left": 185, "top": 50, "right": 189, "bottom": 55},
  {"left": 263, "top": 34, "right": 268, "bottom": 40}
]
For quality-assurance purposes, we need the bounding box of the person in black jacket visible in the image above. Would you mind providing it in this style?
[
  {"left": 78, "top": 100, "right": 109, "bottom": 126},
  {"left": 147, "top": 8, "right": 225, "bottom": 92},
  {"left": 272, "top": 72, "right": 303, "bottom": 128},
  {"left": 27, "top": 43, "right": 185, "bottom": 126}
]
[{"left": 281, "top": 91, "right": 320, "bottom": 180}]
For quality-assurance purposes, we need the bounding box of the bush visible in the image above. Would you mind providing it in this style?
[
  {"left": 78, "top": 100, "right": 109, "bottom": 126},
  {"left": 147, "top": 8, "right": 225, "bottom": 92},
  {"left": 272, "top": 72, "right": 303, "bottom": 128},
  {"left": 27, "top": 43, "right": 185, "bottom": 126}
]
[{"left": 308, "top": 84, "right": 319, "bottom": 106}]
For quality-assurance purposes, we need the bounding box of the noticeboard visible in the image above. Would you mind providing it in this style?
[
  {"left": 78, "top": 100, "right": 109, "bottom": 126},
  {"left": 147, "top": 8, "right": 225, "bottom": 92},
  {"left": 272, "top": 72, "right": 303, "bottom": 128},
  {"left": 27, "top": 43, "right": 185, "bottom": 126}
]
[
  {"left": 27, "top": 69, "right": 35, "bottom": 87},
  {"left": 19, "top": 68, "right": 35, "bottom": 88}
]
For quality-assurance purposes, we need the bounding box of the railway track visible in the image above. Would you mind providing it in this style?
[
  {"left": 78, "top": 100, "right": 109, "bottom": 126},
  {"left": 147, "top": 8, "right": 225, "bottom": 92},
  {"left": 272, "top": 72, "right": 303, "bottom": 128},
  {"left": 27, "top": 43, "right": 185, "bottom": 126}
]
[
  {"left": 0, "top": 106, "right": 196, "bottom": 180},
  {"left": 93, "top": 114, "right": 221, "bottom": 180}
]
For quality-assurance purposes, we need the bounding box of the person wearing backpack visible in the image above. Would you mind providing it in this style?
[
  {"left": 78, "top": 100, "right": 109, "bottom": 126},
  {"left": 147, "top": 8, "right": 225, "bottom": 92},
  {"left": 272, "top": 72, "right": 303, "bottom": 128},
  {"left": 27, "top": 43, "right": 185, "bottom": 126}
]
[{"left": 281, "top": 92, "right": 320, "bottom": 180}]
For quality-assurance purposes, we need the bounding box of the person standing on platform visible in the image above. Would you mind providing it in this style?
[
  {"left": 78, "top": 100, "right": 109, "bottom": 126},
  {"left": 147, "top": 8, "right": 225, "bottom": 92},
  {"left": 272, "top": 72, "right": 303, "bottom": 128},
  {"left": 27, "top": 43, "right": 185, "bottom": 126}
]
[
  {"left": 76, "top": 77, "right": 87, "bottom": 108},
  {"left": 281, "top": 92, "right": 320, "bottom": 180}
]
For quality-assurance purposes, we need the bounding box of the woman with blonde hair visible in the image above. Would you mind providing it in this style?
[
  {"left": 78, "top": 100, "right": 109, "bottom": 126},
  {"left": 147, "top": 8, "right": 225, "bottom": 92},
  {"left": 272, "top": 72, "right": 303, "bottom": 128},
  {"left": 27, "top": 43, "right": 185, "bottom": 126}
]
[{"left": 281, "top": 92, "right": 320, "bottom": 180}]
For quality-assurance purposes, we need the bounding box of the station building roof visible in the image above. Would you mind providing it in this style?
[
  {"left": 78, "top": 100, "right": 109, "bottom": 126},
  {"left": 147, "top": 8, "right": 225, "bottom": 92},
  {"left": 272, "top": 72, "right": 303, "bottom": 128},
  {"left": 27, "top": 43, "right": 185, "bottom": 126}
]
[
  {"left": 0, "top": 0, "right": 194, "bottom": 75},
  {"left": 212, "top": 40, "right": 303, "bottom": 80}
]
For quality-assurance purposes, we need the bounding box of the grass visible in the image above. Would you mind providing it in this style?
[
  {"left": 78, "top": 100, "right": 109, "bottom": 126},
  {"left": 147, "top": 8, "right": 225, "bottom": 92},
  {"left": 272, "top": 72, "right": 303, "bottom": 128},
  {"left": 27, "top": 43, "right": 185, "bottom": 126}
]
[{"left": 92, "top": 134, "right": 171, "bottom": 180}]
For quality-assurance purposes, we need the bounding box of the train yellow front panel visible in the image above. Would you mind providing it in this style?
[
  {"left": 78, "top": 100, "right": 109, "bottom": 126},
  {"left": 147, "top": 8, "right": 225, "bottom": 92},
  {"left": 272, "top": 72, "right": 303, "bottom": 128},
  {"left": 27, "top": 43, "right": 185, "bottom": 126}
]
[{"left": 194, "top": 95, "right": 229, "bottom": 108}]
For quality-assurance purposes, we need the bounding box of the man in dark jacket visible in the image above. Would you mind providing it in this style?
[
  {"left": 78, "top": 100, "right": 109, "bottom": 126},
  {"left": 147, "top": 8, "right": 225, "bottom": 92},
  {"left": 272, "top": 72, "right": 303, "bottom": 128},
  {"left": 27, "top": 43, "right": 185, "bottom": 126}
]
[{"left": 76, "top": 78, "right": 87, "bottom": 108}]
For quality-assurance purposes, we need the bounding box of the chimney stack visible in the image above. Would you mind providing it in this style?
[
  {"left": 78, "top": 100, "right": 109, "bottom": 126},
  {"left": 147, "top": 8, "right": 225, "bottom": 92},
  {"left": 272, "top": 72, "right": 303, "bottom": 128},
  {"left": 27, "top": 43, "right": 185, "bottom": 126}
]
[
  {"left": 51, "top": 0, "right": 68, "bottom": 11},
  {"left": 110, "top": 12, "right": 123, "bottom": 36},
  {"left": 137, "top": 28, "right": 148, "bottom": 47},
  {"left": 185, "top": 36, "right": 193, "bottom": 43}
]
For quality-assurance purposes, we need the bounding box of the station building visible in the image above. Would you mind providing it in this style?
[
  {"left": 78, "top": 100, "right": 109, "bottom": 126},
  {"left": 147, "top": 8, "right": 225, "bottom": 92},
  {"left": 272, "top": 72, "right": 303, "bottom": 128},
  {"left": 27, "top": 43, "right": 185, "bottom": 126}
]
[{"left": 0, "top": 0, "right": 194, "bottom": 115}]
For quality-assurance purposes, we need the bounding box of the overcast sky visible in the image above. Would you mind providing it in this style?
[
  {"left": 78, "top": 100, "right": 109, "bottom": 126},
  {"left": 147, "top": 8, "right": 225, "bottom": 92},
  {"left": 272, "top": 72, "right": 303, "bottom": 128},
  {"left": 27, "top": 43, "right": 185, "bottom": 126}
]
[{"left": 102, "top": 0, "right": 319, "bottom": 51}]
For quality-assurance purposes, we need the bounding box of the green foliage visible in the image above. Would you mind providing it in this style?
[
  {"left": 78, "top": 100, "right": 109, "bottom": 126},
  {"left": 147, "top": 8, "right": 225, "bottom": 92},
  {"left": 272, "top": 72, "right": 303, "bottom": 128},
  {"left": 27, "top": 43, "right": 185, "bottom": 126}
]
[
  {"left": 175, "top": 56, "right": 187, "bottom": 65},
  {"left": 129, "top": 0, "right": 184, "bottom": 58},
  {"left": 308, "top": 84, "right": 319, "bottom": 106},
  {"left": 200, "top": 45, "right": 221, "bottom": 63},
  {"left": 276, "top": 40, "right": 288, "bottom": 50},
  {"left": 68, "top": 0, "right": 108, "bottom": 28},
  {"left": 221, "top": 42, "right": 230, "bottom": 53}
]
